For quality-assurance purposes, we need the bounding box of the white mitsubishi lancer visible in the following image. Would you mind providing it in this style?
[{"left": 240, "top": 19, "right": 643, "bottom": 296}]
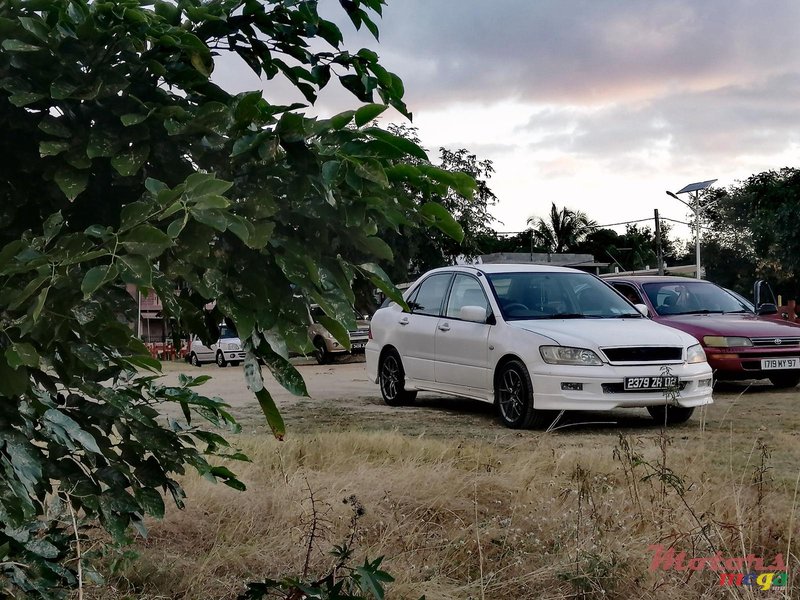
[{"left": 365, "top": 265, "right": 713, "bottom": 429}]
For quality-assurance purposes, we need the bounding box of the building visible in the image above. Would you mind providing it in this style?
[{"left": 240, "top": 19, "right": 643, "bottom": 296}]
[{"left": 477, "top": 252, "right": 609, "bottom": 275}]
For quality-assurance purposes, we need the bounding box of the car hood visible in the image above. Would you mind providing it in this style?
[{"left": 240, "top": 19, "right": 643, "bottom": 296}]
[
  {"left": 219, "top": 337, "right": 243, "bottom": 346},
  {"left": 508, "top": 318, "right": 696, "bottom": 349},
  {"left": 656, "top": 313, "right": 800, "bottom": 339}
]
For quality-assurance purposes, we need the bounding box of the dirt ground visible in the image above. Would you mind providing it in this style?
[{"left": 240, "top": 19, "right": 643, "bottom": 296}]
[{"left": 158, "top": 356, "right": 800, "bottom": 455}]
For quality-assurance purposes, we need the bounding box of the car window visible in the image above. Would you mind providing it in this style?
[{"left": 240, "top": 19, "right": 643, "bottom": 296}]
[
  {"left": 409, "top": 274, "right": 452, "bottom": 317},
  {"left": 487, "top": 271, "right": 641, "bottom": 320},
  {"left": 445, "top": 274, "right": 489, "bottom": 318},
  {"left": 642, "top": 281, "right": 750, "bottom": 315},
  {"left": 219, "top": 325, "right": 238, "bottom": 339},
  {"left": 612, "top": 282, "right": 644, "bottom": 305}
]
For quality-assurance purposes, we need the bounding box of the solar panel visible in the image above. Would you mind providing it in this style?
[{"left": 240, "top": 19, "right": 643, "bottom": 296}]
[{"left": 675, "top": 179, "right": 718, "bottom": 194}]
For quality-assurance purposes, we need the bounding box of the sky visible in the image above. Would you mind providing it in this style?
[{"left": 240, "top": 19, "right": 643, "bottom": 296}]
[{"left": 213, "top": 0, "right": 800, "bottom": 241}]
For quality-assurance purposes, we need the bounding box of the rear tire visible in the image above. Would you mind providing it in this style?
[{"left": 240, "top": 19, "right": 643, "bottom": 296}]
[
  {"left": 378, "top": 349, "right": 417, "bottom": 406},
  {"left": 647, "top": 404, "right": 695, "bottom": 425},
  {"left": 216, "top": 351, "right": 227, "bottom": 368},
  {"left": 769, "top": 373, "right": 800, "bottom": 389},
  {"left": 494, "top": 359, "right": 556, "bottom": 429}
]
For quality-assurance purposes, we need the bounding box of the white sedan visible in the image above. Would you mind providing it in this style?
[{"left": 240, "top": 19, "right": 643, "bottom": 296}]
[{"left": 366, "top": 264, "right": 713, "bottom": 428}]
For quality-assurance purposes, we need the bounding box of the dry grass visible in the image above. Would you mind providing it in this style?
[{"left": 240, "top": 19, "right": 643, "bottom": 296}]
[{"left": 89, "top": 419, "right": 800, "bottom": 600}]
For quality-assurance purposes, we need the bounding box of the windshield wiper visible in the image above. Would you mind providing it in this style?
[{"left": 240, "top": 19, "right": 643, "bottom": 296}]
[
  {"left": 611, "top": 313, "right": 643, "bottom": 318},
  {"left": 544, "top": 313, "right": 586, "bottom": 319},
  {"left": 670, "top": 309, "right": 725, "bottom": 315}
]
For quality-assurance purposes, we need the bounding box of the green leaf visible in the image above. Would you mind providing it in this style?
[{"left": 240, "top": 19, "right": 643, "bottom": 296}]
[
  {"left": 365, "top": 128, "right": 428, "bottom": 160},
  {"left": 420, "top": 202, "right": 464, "bottom": 242},
  {"left": 0, "top": 358, "right": 28, "bottom": 396},
  {"left": 81, "top": 265, "right": 117, "bottom": 296},
  {"left": 134, "top": 488, "right": 165, "bottom": 519},
  {"left": 120, "top": 113, "right": 148, "bottom": 126},
  {"left": 9, "top": 91, "right": 46, "bottom": 106},
  {"left": 39, "top": 117, "right": 71, "bottom": 138},
  {"left": 111, "top": 144, "right": 150, "bottom": 177},
  {"left": 120, "top": 201, "right": 152, "bottom": 231},
  {"left": 32, "top": 286, "right": 48, "bottom": 322},
  {"left": 359, "top": 263, "right": 407, "bottom": 309},
  {"left": 43, "top": 211, "right": 63, "bottom": 242},
  {"left": 119, "top": 254, "right": 153, "bottom": 286},
  {"left": 54, "top": 167, "right": 88, "bottom": 201},
  {"left": 357, "top": 236, "right": 394, "bottom": 261},
  {"left": 43, "top": 409, "right": 102, "bottom": 454},
  {"left": 6, "top": 343, "right": 39, "bottom": 369},
  {"left": 120, "top": 224, "right": 172, "bottom": 258},
  {"left": 330, "top": 110, "right": 355, "bottom": 130},
  {"left": 2, "top": 38, "right": 41, "bottom": 52},
  {"left": 254, "top": 387, "right": 286, "bottom": 441},
  {"left": 317, "top": 315, "right": 350, "bottom": 350},
  {"left": 355, "top": 103, "right": 388, "bottom": 127}
]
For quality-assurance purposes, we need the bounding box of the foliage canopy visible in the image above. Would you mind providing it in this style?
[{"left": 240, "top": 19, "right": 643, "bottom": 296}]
[{"left": 0, "top": 0, "right": 469, "bottom": 595}]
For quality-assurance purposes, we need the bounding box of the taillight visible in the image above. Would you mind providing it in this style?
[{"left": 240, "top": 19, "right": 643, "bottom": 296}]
[{"left": 368, "top": 325, "right": 372, "bottom": 340}]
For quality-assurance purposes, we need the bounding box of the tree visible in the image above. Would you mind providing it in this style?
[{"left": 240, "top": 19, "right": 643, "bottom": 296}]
[
  {"left": 378, "top": 125, "right": 495, "bottom": 282},
  {"left": 0, "top": 0, "right": 469, "bottom": 595},
  {"left": 699, "top": 169, "right": 800, "bottom": 298},
  {"left": 527, "top": 202, "right": 597, "bottom": 253}
]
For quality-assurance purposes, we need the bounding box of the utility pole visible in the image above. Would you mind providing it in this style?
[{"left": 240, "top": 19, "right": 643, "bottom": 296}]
[{"left": 654, "top": 208, "right": 664, "bottom": 275}]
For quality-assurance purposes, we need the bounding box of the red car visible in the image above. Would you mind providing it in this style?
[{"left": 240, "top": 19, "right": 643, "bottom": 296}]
[{"left": 606, "top": 276, "right": 800, "bottom": 389}]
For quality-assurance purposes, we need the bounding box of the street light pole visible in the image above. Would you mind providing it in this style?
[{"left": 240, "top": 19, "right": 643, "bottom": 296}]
[{"left": 666, "top": 179, "right": 717, "bottom": 280}]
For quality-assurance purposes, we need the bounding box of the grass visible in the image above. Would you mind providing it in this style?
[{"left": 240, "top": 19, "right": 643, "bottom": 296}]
[{"left": 90, "top": 399, "right": 800, "bottom": 600}]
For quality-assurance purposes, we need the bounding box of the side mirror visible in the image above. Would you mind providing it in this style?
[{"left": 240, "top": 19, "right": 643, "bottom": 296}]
[
  {"left": 460, "top": 305, "right": 487, "bottom": 323},
  {"left": 757, "top": 303, "right": 778, "bottom": 316},
  {"left": 634, "top": 303, "right": 649, "bottom": 317}
]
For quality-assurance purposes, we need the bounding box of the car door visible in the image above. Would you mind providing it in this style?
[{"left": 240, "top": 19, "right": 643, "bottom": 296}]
[
  {"left": 434, "top": 273, "right": 492, "bottom": 391},
  {"left": 392, "top": 273, "right": 452, "bottom": 382},
  {"left": 192, "top": 335, "right": 214, "bottom": 362}
]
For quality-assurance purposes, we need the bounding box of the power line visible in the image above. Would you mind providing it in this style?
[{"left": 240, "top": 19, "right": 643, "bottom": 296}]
[{"left": 493, "top": 215, "right": 702, "bottom": 236}]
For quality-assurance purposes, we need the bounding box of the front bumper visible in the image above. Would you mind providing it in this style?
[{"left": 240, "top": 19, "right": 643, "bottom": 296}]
[
  {"left": 223, "top": 351, "right": 246, "bottom": 361},
  {"left": 706, "top": 347, "right": 800, "bottom": 379},
  {"left": 531, "top": 362, "right": 713, "bottom": 411}
]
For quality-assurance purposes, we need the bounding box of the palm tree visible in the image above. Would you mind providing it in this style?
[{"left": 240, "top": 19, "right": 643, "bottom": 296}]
[{"left": 527, "top": 202, "right": 597, "bottom": 253}]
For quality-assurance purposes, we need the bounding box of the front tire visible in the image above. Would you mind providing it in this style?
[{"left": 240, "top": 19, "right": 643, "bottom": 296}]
[
  {"left": 190, "top": 352, "right": 200, "bottom": 367},
  {"left": 379, "top": 350, "right": 417, "bottom": 406},
  {"left": 647, "top": 404, "right": 695, "bottom": 425},
  {"left": 494, "top": 359, "right": 555, "bottom": 429},
  {"left": 314, "top": 338, "right": 331, "bottom": 365},
  {"left": 769, "top": 373, "right": 800, "bottom": 389},
  {"left": 216, "top": 351, "right": 227, "bottom": 368}
]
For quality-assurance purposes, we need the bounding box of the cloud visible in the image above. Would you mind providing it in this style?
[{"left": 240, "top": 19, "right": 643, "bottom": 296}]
[{"left": 370, "top": 0, "right": 800, "bottom": 109}]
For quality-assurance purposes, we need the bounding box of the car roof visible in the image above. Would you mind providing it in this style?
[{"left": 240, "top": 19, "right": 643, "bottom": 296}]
[
  {"left": 424, "top": 264, "right": 585, "bottom": 275},
  {"left": 606, "top": 276, "right": 717, "bottom": 285}
]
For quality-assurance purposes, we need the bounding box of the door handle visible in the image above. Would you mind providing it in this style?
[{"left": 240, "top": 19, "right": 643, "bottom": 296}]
[
  {"left": 399, "top": 317, "right": 409, "bottom": 325},
  {"left": 438, "top": 323, "right": 450, "bottom": 332}
]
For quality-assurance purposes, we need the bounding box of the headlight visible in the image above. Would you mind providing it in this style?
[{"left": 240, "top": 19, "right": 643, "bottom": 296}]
[
  {"left": 702, "top": 336, "right": 753, "bottom": 348},
  {"left": 540, "top": 346, "right": 603, "bottom": 366},
  {"left": 686, "top": 344, "right": 707, "bottom": 364},
  {"left": 225, "top": 343, "right": 240, "bottom": 351}
]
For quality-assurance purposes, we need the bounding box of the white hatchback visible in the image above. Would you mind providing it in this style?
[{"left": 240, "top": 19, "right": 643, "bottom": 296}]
[{"left": 365, "top": 265, "right": 713, "bottom": 428}]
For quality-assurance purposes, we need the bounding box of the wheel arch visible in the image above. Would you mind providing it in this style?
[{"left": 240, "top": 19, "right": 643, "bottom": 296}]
[{"left": 492, "top": 353, "right": 528, "bottom": 401}]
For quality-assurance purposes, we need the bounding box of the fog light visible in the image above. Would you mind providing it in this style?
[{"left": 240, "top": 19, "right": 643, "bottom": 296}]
[
  {"left": 561, "top": 382, "right": 584, "bottom": 391},
  {"left": 698, "top": 378, "right": 713, "bottom": 388}
]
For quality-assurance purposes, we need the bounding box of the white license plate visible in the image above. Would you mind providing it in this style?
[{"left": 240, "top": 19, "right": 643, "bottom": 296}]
[
  {"left": 624, "top": 376, "right": 679, "bottom": 390},
  {"left": 761, "top": 357, "right": 800, "bottom": 370}
]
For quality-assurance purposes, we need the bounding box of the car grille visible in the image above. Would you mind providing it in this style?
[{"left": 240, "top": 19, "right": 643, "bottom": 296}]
[
  {"left": 601, "top": 347, "right": 683, "bottom": 362},
  {"left": 751, "top": 337, "right": 800, "bottom": 347},
  {"left": 602, "top": 382, "right": 688, "bottom": 394}
]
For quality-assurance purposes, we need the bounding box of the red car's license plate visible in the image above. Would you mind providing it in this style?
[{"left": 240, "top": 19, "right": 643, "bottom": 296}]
[{"left": 624, "top": 376, "right": 679, "bottom": 390}]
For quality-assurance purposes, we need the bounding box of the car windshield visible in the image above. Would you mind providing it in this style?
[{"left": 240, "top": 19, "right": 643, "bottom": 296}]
[
  {"left": 487, "top": 271, "right": 642, "bottom": 320},
  {"left": 643, "top": 281, "right": 752, "bottom": 316},
  {"left": 219, "top": 325, "right": 238, "bottom": 339}
]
